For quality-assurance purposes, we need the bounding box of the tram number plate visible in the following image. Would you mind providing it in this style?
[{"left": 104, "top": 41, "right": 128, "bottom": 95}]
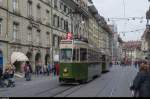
[{"left": 63, "top": 73, "right": 69, "bottom": 77}]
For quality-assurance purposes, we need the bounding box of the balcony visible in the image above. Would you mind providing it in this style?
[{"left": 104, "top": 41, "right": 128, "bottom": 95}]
[
  {"left": 10, "top": 38, "right": 21, "bottom": 44},
  {"left": 36, "top": 18, "right": 42, "bottom": 23},
  {"left": 39, "top": 42, "right": 42, "bottom": 46},
  {"left": 46, "top": 22, "right": 51, "bottom": 26},
  {"left": 28, "top": 41, "right": 33, "bottom": 45},
  {"left": 28, "top": 15, "right": 34, "bottom": 20},
  {"left": 46, "top": 44, "right": 50, "bottom": 47},
  {"left": 36, "top": 42, "right": 42, "bottom": 46},
  {"left": 13, "top": 9, "right": 21, "bottom": 16},
  {"left": 62, "top": 0, "right": 78, "bottom": 9}
]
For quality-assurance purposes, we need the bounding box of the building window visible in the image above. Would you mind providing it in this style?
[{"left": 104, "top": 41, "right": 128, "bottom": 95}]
[
  {"left": 36, "top": 4, "right": 41, "bottom": 22},
  {"left": 65, "top": 21, "right": 69, "bottom": 32},
  {"left": 53, "top": 35, "right": 59, "bottom": 47},
  {"left": 57, "top": 16, "right": 59, "bottom": 27},
  {"left": 60, "top": 1, "right": 63, "bottom": 10},
  {"left": 28, "top": 29, "right": 32, "bottom": 42},
  {"left": 46, "top": 10, "right": 50, "bottom": 25},
  {"left": 0, "top": 0, "right": 2, "bottom": 6},
  {"left": 48, "top": 0, "right": 51, "bottom": 5},
  {"left": 13, "top": 0, "right": 19, "bottom": 13},
  {"left": 64, "top": 20, "right": 66, "bottom": 30},
  {"left": 0, "top": 19, "right": 2, "bottom": 36},
  {"left": 13, "top": 23, "right": 19, "bottom": 41},
  {"left": 27, "top": 0, "right": 33, "bottom": 18},
  {"left": 46, "top": 32, "right": 50, "bottom": 46},
  {"left": 54, "top": 0, "right": 57, "bottom": 9},
  {"left": 53, "top": 14, "right": 57, "bottom": 27},
  {"left": 36, "top": 30, "right": 40, "bottom": 44},
  {"left": 60, "top": 18, "right": 63, "bottom": 29},
  {"left": 64, "top": 5, "right": 67, "bottom": 13}
]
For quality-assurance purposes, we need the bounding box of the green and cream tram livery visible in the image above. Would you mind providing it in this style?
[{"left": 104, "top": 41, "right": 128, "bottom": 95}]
[{"left": 59, "top": 40, "right": 102, "bottom": 84}]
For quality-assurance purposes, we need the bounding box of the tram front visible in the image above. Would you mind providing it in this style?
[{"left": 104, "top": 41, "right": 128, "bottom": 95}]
[{"left": 59, "top": 40, "right": 74, "bottom": 83}]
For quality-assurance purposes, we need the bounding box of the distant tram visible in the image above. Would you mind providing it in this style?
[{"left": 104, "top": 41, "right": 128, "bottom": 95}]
[{"left": 59, "top": 39, "right": 102, "bottom": 84}]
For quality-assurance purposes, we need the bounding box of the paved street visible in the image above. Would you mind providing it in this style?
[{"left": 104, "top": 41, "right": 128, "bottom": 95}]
[{"left": 0, "top": 65, "right": 138, "bottom": 97}]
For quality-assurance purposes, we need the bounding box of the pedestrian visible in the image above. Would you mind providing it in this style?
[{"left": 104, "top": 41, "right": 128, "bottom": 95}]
[
  {"left": 47, "top": 64, "right": 50, "bottom": 76},
  {"left": 8, "top": 63, "right": 15, "bottom": 87},
  {"left": 130, "top": 62, "right": 150, "bottom": 97},
  {"left": 2, "top": 63, "right": 15, "bottom": 87},
  {"left": 3, "top": 67, "right": 10, "bottom": 87},
  {"left": 24, "top": 62, "right": 32, "bottom": 81},
  {"left": 43, "top": 65, "right": 47, "bottom": 76},
  {"left": 53, "top": 63, "right": 56, "bottom": 76},
  {"left": 9, "top": 63, "right": 15, "bottom": 80},
  {"left": 56, "top": 63, "right": 60, "bottom": 76},
  {"left": 36, "top": 65, "right": 39, "bottom": 76},
  {"left": 39, "top": 65, "right": 42, "bottom": 75},
  {"left": 135, "top": 61, "right": 138, "bottom": 69},
  {"left": 0, "top": 67, "right": 3, "bottom": 87}
]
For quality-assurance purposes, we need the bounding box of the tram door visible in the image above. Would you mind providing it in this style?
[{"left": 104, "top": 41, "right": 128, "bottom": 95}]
[{"left": 0, "top": 51, "right": 3, "bottom": 70}]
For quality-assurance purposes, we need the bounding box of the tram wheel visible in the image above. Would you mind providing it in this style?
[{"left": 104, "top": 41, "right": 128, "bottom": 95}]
[{"left": 79, "top": 80, "right": 87, "bottom": 84}]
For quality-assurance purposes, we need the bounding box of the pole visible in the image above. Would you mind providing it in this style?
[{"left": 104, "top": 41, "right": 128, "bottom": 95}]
[
  {"left": 51, "top": 1, "right": 53, "bottom": 66},
  {"left": 112, "top": 37, "right": 114, "bottom": 64}
]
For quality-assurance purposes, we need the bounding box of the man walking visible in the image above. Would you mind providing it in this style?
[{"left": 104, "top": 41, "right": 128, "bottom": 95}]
[
  {"left": 24, "top": 62, "right": 32, "bottom": 81},
  {"left": 0, "top": 67, "right": 3, "bottom": 87}
]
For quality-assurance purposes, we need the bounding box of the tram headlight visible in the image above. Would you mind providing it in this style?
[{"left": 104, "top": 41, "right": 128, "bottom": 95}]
[{"left": 64, "top": 68, "right": 68, "bottom": 73}]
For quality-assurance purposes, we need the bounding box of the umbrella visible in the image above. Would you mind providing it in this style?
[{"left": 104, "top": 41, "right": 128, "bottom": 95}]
[{"left": 11, "top": 52, "right": 29, "bottom": 64}]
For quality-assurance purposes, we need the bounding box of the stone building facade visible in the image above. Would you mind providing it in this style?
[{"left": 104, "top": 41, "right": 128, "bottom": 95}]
[
  {"left": 0, "top": 0, "right": 53, "bottom": 72},
  {"left": 0, "top": 0, "right": 113, "bottom": 73},
  {"left": 122, "top": 41, "right": 142, "bottom": 65}
]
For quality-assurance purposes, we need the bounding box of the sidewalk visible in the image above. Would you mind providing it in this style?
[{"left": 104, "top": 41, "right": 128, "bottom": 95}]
[
  {"left": 0, "top": 73, "right": 59, "bottom": 89},
  {"left": 0, "top": 74, "right": 59, "bottom": 92},
  {"left": 15, "top": 73, "right": 59, "bottom": 82}
]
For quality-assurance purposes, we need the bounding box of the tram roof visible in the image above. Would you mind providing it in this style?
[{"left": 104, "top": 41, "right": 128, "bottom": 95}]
[{"left": 60, "top": 40, "right": 102, "bottom": 52}]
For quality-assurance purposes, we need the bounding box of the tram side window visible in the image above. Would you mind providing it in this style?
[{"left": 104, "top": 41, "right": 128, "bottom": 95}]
[
  {"left": 73, "top": 49, "right": 79, "bottom": 61},
  {"left": 80, "top": 48, "right": 87, "bottom": 61}
]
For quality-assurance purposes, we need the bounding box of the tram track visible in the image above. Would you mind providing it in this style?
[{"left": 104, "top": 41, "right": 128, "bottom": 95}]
[
  {"left": 35, "top": 83, "right": 85, "bottom": 97},
  {"left": 51, "top": 85, "right": 81, "bottom": 97},
  {"left": 95, "top": 68, "right": 118, "bottom": 97},
  {"left": 56, "top": 84, "right": 85, "bottom": 97}
]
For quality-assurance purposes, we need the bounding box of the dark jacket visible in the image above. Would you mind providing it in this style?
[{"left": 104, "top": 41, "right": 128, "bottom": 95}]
[
  {"left": 131, "top": 72, "right": 150, "bottom": 97},
  {"left": 0, "top": 68, "right": 3, "bottom": 78}
]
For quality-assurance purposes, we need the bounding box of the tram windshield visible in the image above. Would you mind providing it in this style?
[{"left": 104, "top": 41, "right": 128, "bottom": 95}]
[{"left": 60, "top": 49, "right": 72, "bottom": 62}]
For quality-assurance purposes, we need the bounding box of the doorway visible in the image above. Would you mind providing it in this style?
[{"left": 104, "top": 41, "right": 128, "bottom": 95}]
[{"left": 0, "top": 50, "right": 3, "bottom": 70}]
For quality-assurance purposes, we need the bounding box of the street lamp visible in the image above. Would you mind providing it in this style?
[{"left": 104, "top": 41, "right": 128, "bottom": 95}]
[{"left": 146, "top": 0, "right": 150, "bottom": 25}]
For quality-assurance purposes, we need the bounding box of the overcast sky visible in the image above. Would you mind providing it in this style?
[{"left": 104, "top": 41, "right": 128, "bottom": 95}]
[{"left": 92, "top": 0, "right": 149, "bottom": 41}]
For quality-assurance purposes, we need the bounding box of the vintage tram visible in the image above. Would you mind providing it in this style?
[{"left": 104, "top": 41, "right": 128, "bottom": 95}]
[{"left": 59, "top": 39, "right": 102, "bottom": 84}]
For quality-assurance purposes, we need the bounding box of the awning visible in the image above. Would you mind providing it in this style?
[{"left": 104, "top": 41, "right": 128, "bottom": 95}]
[{"left": 11, "top": 52, "right": 29, "bottom": 64}]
